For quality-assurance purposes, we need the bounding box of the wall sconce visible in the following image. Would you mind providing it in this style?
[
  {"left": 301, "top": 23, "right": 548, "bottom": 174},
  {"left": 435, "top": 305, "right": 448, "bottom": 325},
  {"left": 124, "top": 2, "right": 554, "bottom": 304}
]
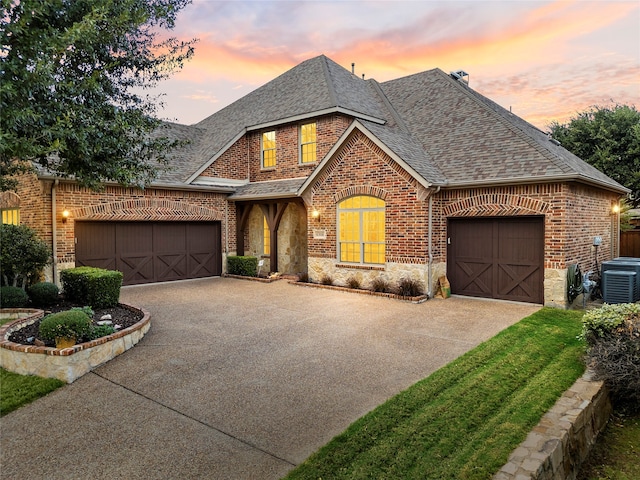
[
  {"left": 61, "top": 209, "right": 71, "bottom": 223},
  {"left": 311, "top": 208, "right": 321, "bottom": 221},
  {"left": 611, "top": 203, "right": 620, "bottom": 214}
]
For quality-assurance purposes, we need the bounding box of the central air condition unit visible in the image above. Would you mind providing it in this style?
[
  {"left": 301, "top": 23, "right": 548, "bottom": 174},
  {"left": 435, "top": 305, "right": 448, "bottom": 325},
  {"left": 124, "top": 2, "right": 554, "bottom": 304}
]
[
  {"left": 602, "top": 260, "right": 640, "bottom": 301},
  {"left": 602, "top": 270, "right": 636, "bottom": 304}
]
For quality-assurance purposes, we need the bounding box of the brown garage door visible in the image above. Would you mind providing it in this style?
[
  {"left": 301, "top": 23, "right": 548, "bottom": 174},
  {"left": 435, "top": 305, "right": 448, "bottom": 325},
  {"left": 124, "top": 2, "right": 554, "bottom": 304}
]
[
  {"left": 447, "top": 217, "right": 544, "bottom": 304},
  {"left": 75, "top": 221, "right": 222, "bottom": 285}
]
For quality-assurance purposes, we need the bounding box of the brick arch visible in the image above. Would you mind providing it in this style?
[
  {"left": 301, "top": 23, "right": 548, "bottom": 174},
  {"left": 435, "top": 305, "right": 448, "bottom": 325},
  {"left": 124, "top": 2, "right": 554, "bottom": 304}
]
[
  {"left": 72, "top": 199, "right": 223, "bottom": 221},
  {"left": 444, "top": 194, "right": 549, "bottom": 217},
  {"left": 333, "top": 185, "right": 389, "bottom": 203},
  {"left": 0, "top": 191, "right": 21, "bottom": 208}
]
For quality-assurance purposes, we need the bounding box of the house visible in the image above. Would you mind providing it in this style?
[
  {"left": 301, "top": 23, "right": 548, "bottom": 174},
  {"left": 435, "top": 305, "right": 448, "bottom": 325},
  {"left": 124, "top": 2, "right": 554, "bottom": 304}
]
[{"left": 4, "top": 55, "right": 628, "bottom": 307}]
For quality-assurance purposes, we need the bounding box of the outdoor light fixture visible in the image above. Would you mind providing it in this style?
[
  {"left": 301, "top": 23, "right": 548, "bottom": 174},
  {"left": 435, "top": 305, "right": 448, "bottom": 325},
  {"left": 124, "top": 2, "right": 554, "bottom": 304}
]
[
  {"left": 311, "top": 208, "right": 320, "bottom": 221},
  {"left": 612, "top": 203, "right": 620, "bottom": 214},
  {"left": 61, "top": 209, "right": 71, "bottom": 223}
]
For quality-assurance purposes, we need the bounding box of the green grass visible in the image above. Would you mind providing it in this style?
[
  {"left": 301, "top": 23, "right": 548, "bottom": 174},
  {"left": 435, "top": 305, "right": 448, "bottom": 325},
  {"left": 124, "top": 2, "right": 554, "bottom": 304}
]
[
  {"left": 286, "top": 308, "right": 586, "bottom": 480},
  {"left": 0, "top": 368, "right": 65, "bottom": 417},
  {"left": 577, "top": 409, "right": 640, "bottom": 480}
]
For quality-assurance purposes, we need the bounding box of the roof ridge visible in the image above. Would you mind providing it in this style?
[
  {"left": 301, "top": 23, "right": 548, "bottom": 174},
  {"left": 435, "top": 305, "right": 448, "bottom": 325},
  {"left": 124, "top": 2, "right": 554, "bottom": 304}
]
[
  {"left": 320, "top": 55, "right": 339, "bottom": 107},
  {"left": 368, "top": 79, "right": 410, "bottom": 133}
]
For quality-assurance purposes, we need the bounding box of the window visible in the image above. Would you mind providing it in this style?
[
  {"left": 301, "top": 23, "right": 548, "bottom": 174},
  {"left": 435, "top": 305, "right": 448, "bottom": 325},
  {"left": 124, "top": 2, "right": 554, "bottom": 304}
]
[
  {"left": 1, "top": 208, "right": 20, "bottom": 225},
  {"left": 262, "top": 131, "right": 276, "bottom": 168},
  {"left": 338, "top": 196, "right": 385, "bottom": 264},
  {"left": 300, "top": 122, "right": 317, "bottom": 163},
  {"left": 263, "top": 216, "right": 270, "bottom": 255}
]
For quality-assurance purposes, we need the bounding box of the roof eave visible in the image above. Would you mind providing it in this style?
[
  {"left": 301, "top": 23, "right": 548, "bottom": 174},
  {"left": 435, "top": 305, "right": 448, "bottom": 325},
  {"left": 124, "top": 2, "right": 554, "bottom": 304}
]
[{"left": 442, "top": 174, "right": 630, "bottom": 194}]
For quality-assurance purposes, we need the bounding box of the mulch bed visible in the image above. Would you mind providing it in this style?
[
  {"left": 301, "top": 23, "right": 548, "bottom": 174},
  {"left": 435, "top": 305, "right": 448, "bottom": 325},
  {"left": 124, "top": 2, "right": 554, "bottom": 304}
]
[{"left": 7, "top": 301, "right": 143, "bottom": 348}]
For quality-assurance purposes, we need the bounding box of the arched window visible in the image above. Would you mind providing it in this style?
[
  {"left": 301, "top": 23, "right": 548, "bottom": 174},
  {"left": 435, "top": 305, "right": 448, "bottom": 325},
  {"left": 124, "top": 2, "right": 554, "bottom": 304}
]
[{"left": 338, "top": 196, "right": 385, "bottom": 264}]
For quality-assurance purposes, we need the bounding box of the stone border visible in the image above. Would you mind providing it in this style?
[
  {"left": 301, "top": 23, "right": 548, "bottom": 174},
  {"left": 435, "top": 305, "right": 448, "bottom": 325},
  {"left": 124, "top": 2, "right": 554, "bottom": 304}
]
[
  {"left": 494, "top": 371, "right": 612, "bottom": 479},
  {"left": 223, "top": 274, "right": 281, "bottom": 283},
  {"left": 0, "top": 303, "right": 150, "bottom": 383},
  {"left": 290, "top": 280, "right": 429, "bottom": 303}
]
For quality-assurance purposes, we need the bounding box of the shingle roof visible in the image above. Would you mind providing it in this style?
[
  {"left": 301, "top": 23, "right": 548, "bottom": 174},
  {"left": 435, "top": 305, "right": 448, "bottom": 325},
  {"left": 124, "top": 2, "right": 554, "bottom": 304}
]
[
  {"left": 229, "top": 177, "right": 307, "bottom": 201},
  {"left": 153, "top": 54, "right": 627, "bottom": 196}
]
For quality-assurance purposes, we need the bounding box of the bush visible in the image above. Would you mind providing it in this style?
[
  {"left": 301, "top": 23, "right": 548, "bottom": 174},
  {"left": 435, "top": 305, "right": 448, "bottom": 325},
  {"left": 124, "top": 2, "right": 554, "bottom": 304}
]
[
  {"left": 346, "top": 276, "right": 361, "bottom": 289},
  {"left": 0, "top": 224, "right": 50, "bottom": 289},
  {"left": 39, "top": 310, "right": 92, "bottom": 342},
  {"left": 583, "top": 303, "right": 640, "bottom": 408},
  {"left": 87, "top": 324, "right": 116, "bottom": 340},
  {"left": 396, "top": 277, "right": 424, "bottom": 297},
  {"left": 227, "top": 256, "right": 258, "bottom": 277},
  {"left": 370, "top": 277, "right": 391, "bottom": 293},
  {"left": 0, "top": 286, "right": 29, "bottom": 308},
  {"left": 320, "top": 275, "right": 333, "bottom": 285},
  {"left": 27, "top": 282, "right": 60, "bottom": 306},
  {"left": 61, "top": 267, "right": 122, "bottom": 309}
]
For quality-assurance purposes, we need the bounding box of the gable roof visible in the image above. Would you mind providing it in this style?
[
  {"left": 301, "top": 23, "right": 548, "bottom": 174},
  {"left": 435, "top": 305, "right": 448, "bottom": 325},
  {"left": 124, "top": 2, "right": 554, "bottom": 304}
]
[{"left": 155, "top": 55, "right": 627, "bottom": 196}]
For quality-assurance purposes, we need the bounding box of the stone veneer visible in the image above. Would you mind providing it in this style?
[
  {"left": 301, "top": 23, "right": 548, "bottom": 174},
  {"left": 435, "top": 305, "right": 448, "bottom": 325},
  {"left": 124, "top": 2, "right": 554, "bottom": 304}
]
[
  {"left": 494, "top": 371, "right": 612, "bottom": 480},
  {"left": 0, "top": 304, "right": 150, "bottom": 383}
]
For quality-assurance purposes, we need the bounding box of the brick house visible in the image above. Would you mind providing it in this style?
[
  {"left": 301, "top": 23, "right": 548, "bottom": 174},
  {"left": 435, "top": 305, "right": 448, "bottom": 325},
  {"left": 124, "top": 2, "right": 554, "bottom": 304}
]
[{"left": 5, "top": 55, "right": 628, "bottom": 307}]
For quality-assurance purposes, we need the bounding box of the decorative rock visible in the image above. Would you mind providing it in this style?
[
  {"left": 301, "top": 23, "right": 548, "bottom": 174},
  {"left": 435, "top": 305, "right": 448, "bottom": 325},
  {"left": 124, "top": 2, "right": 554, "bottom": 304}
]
[
  {"left": 100, "top": 314, "right": 112, "bottom": 321},
  {"left": 114, "top": 324, "right": 122, "bottom": 330},
  {"left": 26, "top": 337, "right": 34, "bottom": 343},
  {"left": 97, "top": 320, "right": 113, "bottom": 326}
]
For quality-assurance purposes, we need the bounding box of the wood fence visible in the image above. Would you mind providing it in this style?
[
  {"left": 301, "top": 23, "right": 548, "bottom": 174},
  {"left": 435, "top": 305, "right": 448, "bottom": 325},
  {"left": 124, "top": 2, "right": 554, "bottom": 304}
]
[{"left": 621, "top": 230, "right": 640, "bottom": 257}]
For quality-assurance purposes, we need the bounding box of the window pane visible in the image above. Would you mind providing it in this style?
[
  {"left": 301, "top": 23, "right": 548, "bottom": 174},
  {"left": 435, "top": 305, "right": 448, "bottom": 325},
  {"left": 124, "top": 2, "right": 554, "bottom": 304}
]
[
  {"left": 263, "top": 217, "right": 270, "bottom": 255},
  {"left": 340, "top": 242, "right": 360, "bottom": 262},
  {"left": 337, "top": 196, "right": 385, "bottom": 265},
  {"left": 262, "top": 131, "right": 276, "bottom": 168},
  {"left": 300, "top": 123, "right": 317, "bottom": 163},
  {"left": 339, "top": 211, "right": 359, "bottom": 242},
  {"left": 1, "top": 209, "right": 20, "bottom": 225},
  {"left": 363, "top": 211, "right": 385, "bottom": 242}
]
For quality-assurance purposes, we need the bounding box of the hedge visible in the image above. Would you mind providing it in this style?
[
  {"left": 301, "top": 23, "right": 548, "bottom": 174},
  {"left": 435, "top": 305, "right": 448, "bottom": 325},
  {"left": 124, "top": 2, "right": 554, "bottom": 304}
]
[
  {"left": 61, "top": 267, "right": 123, "bottom": 308},
  {"left": 227, "top": 256, "right": 258, "bottom": 277}
]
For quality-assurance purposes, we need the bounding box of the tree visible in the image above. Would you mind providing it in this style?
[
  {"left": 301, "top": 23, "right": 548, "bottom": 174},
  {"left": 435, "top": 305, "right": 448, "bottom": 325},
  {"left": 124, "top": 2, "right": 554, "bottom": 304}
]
[
  {"left": 0, "top": 0, "right": 195, "bottom": 192},
  {"left": 0, "top": 224, "right": 51, "bottom": 289},
  {"left": 549, "top": 104, "right": 640, "bottom": 206}
]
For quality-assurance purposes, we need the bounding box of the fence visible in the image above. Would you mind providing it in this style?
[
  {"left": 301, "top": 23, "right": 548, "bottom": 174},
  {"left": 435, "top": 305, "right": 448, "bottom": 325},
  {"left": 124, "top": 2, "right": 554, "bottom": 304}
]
[{"left": 621, "top": 230, "right": 640, "bottom": 257}]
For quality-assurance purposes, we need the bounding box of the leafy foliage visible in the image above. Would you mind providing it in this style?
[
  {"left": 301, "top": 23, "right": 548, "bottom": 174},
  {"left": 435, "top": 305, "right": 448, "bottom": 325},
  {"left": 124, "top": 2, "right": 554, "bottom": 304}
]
[
  {"left": 227, "top": 256, "right": 258, "bottom": 277},
  {"left": 87, "top": 324, "right": 117, "bottom": 341},
  {"left": 580, "top": 302, "right": 639, "bottom": 342},
  {"left": 61, "top": 267, "right": 122, "bottom": 308},
  {"left": 27, "top": 282, "right": 60, "bottom": 306},
  {"left": 396, "top": 277, "right": 424, "bottom": 297},
  {"left": 0, "top": 0, "right": 196, "bottom": 191},
  {"left": 0, "top": 224, "right": 50, "bottom": 289},
  {"left": 0, "top": 286, "right": 28, "bottom": 307},
  {"left": 549, "top": 104, "right": 640, "bottom": 206},
  {"left": 38, "top": 310, "right": 92, "bottom": 342}
]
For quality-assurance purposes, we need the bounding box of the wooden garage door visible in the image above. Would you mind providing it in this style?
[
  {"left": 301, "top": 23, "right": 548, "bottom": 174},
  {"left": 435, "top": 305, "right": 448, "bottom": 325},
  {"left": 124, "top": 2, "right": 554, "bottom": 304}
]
[
  {"left": 447, "top": 217, "right": 544, "bottom": 304},
  {"left": 75, "top": 222, "right": 222, "bottom": 285}
]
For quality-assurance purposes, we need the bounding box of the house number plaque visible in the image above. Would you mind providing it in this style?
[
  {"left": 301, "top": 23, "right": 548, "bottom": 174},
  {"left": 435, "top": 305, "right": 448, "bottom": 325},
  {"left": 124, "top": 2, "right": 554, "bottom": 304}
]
[{"left": 313, "top": 229, "right": 327, "bottom": 240}]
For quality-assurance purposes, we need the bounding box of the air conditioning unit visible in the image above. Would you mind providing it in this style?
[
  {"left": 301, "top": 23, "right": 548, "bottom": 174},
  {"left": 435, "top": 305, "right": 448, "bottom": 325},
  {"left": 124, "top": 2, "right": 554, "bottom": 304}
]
[
  {"left": 602, "top": 270, "right": 636, "bottom": 304},
  {"left": 602, "top": 260, "right": 640, "bottom": 301}
]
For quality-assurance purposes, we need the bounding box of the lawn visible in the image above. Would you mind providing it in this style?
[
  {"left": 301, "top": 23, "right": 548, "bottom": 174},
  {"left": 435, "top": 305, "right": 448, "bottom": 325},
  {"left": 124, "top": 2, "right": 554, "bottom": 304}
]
[
  {"left": 285, "top": 308, "right": 586, "bottom": 480},
  {"left": 0, "top": 368, "right": 65, "bottom": 416}
]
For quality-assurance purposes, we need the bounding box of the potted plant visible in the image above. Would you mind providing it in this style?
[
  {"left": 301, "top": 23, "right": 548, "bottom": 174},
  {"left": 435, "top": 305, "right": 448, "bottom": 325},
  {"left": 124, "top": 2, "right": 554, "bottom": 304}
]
[{"left": 38, "top": 309, "right": 93, "bottom": 348}]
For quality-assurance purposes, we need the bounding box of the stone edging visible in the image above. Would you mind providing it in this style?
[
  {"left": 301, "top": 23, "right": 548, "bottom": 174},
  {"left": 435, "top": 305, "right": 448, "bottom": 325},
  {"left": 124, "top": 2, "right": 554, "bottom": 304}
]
[
  {"left": 0, "top": 303, "right": 151, "bottom": 383},
  {"left": 494, "top": 371, "right": 611, "bottom": 479},
  {"left": 289, "top": 280, "right": 429, "bottom": 303},
  {"left": 223, "top": 274, "right": 280, "bottom": 283}
]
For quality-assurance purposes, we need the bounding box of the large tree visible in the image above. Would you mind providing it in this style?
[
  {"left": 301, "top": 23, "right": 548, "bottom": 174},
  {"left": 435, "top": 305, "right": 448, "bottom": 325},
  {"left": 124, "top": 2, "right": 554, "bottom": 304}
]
[
  {"left": 0, "top": 0, "right": 195, "bottom": 191},
  {"left": 549, "top": 104, "right": 640, "bottom": 206}
]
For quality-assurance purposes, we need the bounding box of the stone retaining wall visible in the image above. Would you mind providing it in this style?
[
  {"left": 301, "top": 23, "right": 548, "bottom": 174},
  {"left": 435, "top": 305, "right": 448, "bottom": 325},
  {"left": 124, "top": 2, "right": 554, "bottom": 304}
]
[
  {"left": 0, "top": 304, "right": 150, "bottom": 383},
  {"left": 494, "top": 371, "right": 612, "bottom": 479}
]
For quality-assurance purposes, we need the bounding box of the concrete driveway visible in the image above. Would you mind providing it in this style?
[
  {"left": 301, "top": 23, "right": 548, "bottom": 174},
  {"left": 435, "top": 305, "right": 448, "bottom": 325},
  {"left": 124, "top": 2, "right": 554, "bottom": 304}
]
[{"left": 1, "top": 278, "right": 539, "bottom": 479}]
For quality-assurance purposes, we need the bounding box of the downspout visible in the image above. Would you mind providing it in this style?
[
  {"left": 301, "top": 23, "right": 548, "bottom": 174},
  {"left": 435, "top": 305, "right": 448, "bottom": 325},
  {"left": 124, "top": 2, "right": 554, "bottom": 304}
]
[
  {"left": 51, "top": 180, "right": 59, "bottom": 287},
  {"left": 427, "top": 186, "right": 441, "bottom": 298}
]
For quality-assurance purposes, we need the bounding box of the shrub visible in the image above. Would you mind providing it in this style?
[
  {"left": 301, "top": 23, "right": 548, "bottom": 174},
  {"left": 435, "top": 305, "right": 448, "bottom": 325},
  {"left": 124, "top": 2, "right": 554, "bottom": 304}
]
[
  {"left": 0, "top": 286, "right": 29, "bottom": 308},
  {"left": 39, "top": 310, "right": 92, "bottom": 342},
  {"left": 346, "top": 276, "right": 361, "bottom": 289},
  {"left": 87, "top": 324, "right": 117, "bottom": 340},
  {"left": 298, "top": 272, "right": 309, "bottom": 283},
  {"left": 0, "top": 224, "right": 50, "bottom": 289},
  {"left": 396, "top": 277, "right": 424, "bottom": 297},
  {"left": 27, "top": 282, "right": 60, "bottom": 306},
  {"left": 583, "top": 304, "right": 640, "bottom": 408},
  {"left": 370, "top": 277, "right": 391, "bottom": 293},
  {"left": 61, "top": 267, "right": 122, "bottom": 309},
  {"left": 227, "top": 256, "right": 258, "bottom": 277},
  {"left": 320, "top": 275, "right": 333, "bottom": 285}
]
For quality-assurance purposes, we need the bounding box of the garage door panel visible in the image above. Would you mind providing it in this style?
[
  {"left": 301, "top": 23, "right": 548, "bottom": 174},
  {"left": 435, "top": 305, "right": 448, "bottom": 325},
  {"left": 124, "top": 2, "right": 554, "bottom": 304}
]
[
  {"left": 76, "top": 221, "right": 221, "bottom": 285},
  {"left": 448, "top": 217, "right": 543, "bottom": 304}
]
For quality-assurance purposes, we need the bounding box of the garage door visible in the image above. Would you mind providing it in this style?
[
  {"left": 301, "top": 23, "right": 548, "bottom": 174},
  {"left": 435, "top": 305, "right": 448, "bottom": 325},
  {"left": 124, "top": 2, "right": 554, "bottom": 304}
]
[
  {"left": 447, "top": 217, "right": 544, "bottom": 304},
  {"left": 75, "top": 221, "right": 222, "bottom": 285}
]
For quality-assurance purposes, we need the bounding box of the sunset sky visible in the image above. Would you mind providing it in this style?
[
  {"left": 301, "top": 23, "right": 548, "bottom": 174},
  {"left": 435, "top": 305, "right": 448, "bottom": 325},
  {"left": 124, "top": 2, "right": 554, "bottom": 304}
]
[{"left": 151, "top": 0, "right": 640, "bottom": 130}]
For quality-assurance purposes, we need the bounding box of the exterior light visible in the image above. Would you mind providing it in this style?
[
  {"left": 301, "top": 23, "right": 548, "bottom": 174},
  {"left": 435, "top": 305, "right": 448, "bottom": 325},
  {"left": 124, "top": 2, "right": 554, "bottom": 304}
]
[
  {"left": 311, "top": 208, "right": 320, "bottom": 221},
  {"left": 612, "top": 204, "right": 620, "bottom": 214},
  {"left": 61, "top": 209, "right": 71, "bottom": 223}
]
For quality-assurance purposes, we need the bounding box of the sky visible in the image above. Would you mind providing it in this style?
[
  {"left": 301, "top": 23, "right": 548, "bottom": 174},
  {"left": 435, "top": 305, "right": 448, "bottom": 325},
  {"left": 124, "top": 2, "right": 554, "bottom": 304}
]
[{"left": 149, "top": 0, "right": 640, "bottom": 130}]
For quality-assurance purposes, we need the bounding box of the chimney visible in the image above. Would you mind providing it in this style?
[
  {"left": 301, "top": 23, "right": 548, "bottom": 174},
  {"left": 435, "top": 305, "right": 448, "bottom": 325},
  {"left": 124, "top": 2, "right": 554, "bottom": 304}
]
[{"left": 351, "top": 63, "right": 355, "bottom": 74}]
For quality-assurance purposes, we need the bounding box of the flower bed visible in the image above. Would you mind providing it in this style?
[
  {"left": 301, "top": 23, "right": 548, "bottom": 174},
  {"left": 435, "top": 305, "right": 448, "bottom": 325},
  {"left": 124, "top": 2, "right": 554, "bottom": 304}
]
[
  {"left": 290, "top": 280, "right": 429, "bottom": 303},
  {"left": 0, "top": 303, "right": 150, "bottom": 383}
]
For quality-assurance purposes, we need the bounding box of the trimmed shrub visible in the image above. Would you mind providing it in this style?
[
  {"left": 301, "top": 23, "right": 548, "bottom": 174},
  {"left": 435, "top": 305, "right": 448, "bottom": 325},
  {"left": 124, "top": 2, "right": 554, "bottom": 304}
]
[
  {"left": 27, "top": 282, "right": 60, "bottom": 306},
  {"left": 61, "top": 267, "right": 123, "bottom": 309},
  {"left": 0, "top": 223, "right": 50, "bottom": 289},
  {"left": 396, "top": 277, "right": 424, "bottom": 297},
  {"left": 370, "top": 277, "right": 391, "bottom": 293},
  {"left": 320, "top": 275, "right": 333, "bottom": 286},
  {"left": 39, "top": 310, "right": 92, "bottom": 342},
  {"left": 87, "top": 324, "right": 117, "bottom": 341},
  {"left": 346, "top": 276, "right": 361, "bottom": 289},
  {"left": 227, "top": 256, "right": 258, "bottom": 277},
  {"left": 0, "top": 286, "right": 29, "bottom": 308},
  {"left": 582, "top": 303, "right": 640, "bottom": 408}
]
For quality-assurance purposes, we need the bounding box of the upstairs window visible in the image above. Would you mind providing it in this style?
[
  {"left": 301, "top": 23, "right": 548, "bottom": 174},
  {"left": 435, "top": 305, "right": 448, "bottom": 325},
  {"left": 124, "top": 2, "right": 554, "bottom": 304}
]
[
  {"left": 1, "top": 208, "right": 20, "bottom": 225},
  {"left": 262, "top": 131, "right": 276, "bottom": 168},
  {"left": 263, "top": 216, "right": 270, "bottom": 255},
  {"left": 338, "top": 196, "right": 385, "bottom": 264},
  {"left": 300, "top": 122, "right": 317, "bottom": 163}
]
